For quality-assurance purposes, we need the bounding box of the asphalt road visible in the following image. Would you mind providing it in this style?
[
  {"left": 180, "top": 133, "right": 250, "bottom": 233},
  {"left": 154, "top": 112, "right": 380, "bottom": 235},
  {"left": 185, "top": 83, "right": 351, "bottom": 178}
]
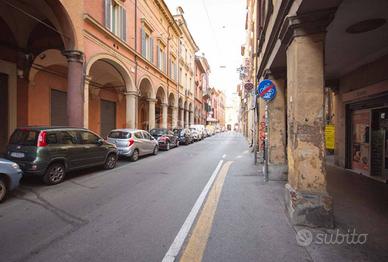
[{"left": 0, "top": 132, "right": 247, "bottom": 262}]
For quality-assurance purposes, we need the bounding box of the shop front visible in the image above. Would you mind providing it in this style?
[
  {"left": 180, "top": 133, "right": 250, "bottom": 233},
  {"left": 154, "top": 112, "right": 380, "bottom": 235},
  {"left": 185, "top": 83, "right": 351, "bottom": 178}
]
[{"left": 346, "top": 93, "right": 388, "bottom": 182}]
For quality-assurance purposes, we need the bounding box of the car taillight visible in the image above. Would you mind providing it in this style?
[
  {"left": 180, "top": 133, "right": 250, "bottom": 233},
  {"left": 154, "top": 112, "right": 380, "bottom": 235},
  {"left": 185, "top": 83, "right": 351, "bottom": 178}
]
[
  {"left": 128, "top": 138, "right": 134, "bottom": 146},
  {"left": 37, "top": 131, "right": 47, "bottom": 147}
]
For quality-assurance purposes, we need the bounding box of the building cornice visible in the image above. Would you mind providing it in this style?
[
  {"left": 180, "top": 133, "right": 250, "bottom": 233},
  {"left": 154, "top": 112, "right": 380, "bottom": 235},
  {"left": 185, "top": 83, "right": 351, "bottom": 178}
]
[{"left": 154, "top": 0, "right": 182, "bottom": 36}]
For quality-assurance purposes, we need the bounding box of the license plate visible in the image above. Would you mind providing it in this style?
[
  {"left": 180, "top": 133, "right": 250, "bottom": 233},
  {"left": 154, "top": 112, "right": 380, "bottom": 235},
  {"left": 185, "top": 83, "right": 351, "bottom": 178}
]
[{"left": 10, "top": 152, "right": 25, "bottom": 158}]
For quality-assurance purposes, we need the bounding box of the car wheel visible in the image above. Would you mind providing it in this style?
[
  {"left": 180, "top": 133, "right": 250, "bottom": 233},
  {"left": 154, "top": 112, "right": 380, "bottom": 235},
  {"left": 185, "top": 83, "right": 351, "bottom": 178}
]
[
  {"left": 104, "top": 153, "right": 117, "bottom": 169},
  {"left": 0, "top": 178, "right": 7, "bottom": 203},
  {"left": 166, "top": 142, "right": 170, "bottom": 151},
  {"left": 153, "top": 146, "right": 159, "bottom": 155},
  {"left": 131, "top": 149, "right": 139, "bottom": 162},
  {"left": 43, "top": 163, "right": 66, "bottom": 185}
]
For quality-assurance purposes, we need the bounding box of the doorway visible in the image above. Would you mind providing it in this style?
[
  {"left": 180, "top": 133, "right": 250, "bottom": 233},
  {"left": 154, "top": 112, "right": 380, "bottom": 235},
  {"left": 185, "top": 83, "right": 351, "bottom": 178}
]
[
  {"left": 0, "top": 73, "right": 8, "bottom": 154},
  {"left": 51, "top": 89, "right": 68, "bottom": 126},
  {"left": 100, "top": 99, "right": 116, "bottom": 138}
]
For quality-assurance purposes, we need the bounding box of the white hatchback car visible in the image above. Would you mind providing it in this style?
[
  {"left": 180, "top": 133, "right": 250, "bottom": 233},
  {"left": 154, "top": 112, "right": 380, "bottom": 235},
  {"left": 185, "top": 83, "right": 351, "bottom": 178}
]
[{"left": 107, "top": 129, "right": 158, "bottom": 161}]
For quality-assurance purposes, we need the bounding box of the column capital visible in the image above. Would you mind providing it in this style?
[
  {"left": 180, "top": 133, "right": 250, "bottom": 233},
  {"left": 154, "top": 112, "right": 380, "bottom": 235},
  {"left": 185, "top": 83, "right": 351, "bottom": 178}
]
[
  {"left": 124, "top": 90, "right": 139, "bottom": 97},
  {"left": 62, "top": 50, "right": 84, "bottom": 63},
  {"left": 279, "top": 8, "right": 336, "bottom": 48},
  {"left": 147, "top": 98, "right": 158, "bottom": 103},
  {"left": 161, "top": 103, "right": 169, "bottom": 107}
]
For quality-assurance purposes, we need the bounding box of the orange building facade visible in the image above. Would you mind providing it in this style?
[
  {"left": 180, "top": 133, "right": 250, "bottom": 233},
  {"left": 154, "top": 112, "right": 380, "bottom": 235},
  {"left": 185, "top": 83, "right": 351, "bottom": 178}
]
[{"left": 0, "top": 0, "right": 202, "bottom": 152}]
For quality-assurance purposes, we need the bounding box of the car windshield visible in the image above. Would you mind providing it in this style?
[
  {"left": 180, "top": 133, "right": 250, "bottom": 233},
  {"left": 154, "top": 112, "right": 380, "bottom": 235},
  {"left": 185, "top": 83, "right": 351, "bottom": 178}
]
[
  {"left": 9, "top": 129, "right": 39, "bottom": 146},
  {"left": 173, "top": 129, "right": 184, "bottom": 136},
  {"left": 108, "top": 131, "right": 131, "bottom": 139},
  {"left": 150, "top": 129, "right": 167, "bottom": 136}
]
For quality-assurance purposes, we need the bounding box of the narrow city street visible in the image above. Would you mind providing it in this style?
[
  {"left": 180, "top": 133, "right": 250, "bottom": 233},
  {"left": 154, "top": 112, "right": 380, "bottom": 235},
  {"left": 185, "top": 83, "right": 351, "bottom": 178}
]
[{"left": 1, "top": 132, "right": 271, "bottom": 262}]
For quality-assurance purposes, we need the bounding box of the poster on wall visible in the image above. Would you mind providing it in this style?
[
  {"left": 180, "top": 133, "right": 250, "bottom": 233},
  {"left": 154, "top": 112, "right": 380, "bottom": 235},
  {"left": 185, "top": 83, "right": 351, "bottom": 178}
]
[{"left": 352, "top": 110, "right": 370, "bottom": 173}]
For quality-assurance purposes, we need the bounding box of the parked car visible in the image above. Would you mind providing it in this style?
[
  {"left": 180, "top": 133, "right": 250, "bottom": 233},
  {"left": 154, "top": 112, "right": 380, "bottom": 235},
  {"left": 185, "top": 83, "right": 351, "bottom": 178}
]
[
  {"left": 5, "top": 127, "right": 118, "bottom": 185},
  {"left": 149, "top": 128, "right": 179, "bottom": 150},
  {"left": 0, "top": 158, "right": 23, "bottom": 202},
  {"left": 190, "top": 125, "right": 206, "bottom": 140},
  {"left": 107, "top": 129, "right": 158, "bottom": 161},
  {"left": 173, "top": 128, "right": 193, "bottom": 145},
  {"left": 189, "top": 128, "right": 201, "bottom": 142}
]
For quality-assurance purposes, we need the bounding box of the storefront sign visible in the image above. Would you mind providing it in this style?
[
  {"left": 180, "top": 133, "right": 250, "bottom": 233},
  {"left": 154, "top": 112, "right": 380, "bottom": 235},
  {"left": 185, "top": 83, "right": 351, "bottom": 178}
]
[
  {"left": 343, "top": 80, "right": 388, "bottom": 102},
  {"left": 257, "top": 79, "right": 276, "bottom": 101},
  {"left": 325, "top": 124, "right": 335, "bottom": 150}
]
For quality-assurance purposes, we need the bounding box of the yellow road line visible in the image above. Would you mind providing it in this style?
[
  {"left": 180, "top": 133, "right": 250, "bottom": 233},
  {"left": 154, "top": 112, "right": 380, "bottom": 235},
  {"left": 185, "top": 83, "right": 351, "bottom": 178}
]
[{"left": 179, "top": 161, "right": 233, "bottom": 262}]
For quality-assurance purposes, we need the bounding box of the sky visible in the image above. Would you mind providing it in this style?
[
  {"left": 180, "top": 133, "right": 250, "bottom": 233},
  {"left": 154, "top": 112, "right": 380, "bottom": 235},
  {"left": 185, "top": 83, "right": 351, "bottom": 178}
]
[{"left": 165, "top": 0, "right": 246, "bottom": 103}]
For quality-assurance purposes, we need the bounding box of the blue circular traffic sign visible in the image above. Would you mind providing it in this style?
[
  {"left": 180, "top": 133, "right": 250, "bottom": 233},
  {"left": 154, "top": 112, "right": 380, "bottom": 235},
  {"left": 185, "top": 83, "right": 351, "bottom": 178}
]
[{"left": 257, "top": 80, "right": 277, "bottom": 101}]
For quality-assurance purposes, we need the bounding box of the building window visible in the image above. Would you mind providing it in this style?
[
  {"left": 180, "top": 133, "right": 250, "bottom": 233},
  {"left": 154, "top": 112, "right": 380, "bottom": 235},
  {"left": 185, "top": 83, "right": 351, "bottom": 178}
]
[
  {"left": 171, "top": 56, "right": 177, "bottom": 81},
  {"left": 179, "top": 67, "right": 183, "bottom": 85},
  {"left": 104, "top": 0, "right": 126, "bottom": 41},
  {"left": 157, "top": 42, "right": 167, "bottom": 72},
  {"left": 141, "top": 27, "right": 154, "bottom": 62}
]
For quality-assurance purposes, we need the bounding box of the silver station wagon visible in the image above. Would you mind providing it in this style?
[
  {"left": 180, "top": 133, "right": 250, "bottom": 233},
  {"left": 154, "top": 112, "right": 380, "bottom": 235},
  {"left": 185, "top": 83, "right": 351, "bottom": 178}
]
[{"left": 107, "top": 129, "right": 158, "bottom": 161}]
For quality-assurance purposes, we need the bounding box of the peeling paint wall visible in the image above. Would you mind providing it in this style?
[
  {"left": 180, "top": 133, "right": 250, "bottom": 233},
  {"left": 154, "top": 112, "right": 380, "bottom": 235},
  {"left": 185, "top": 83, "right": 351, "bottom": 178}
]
[{"left": 286, "top": 33, "right": 327, "bottom": 194}]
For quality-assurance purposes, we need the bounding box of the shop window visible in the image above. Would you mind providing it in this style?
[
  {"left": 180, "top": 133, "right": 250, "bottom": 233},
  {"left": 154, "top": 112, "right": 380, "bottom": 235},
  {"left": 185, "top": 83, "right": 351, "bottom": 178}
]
[
  {"left": 351, "top": 110, "right": 370, "bottom": 174},
  {"left": 104, "top": 0, "right": 127, "bottom": 41}
]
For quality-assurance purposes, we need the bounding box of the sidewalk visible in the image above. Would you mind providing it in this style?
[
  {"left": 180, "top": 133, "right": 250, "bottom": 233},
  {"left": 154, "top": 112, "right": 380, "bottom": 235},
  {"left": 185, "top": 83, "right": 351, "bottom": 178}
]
[{"left": 200, "top": 141, "right": 381, "bottom": 262}]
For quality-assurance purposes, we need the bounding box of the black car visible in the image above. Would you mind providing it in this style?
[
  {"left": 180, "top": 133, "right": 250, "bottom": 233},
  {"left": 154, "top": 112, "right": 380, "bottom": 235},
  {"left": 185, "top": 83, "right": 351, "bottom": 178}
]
[
  {"left": 6, "top": 127, "right": 118, "bottom": 185},
  {"left": 149, "top": 128, "right": 179, "bottom": 150},
  {"left": 173, "top": 128, "right": 193, "bottom": 145}
]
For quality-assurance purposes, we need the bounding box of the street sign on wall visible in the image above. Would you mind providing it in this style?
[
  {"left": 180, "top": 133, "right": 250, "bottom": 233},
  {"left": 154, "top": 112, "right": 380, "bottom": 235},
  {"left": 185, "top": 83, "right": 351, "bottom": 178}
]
[
  {"left": 244, "top": 82, "right": 254, "bottom": 91},
  {"left": 325, "top": 124, "right": 335, "bottom": 149},
  {"left": 257, "top": 79, "right": 276, "bottom": 101}
]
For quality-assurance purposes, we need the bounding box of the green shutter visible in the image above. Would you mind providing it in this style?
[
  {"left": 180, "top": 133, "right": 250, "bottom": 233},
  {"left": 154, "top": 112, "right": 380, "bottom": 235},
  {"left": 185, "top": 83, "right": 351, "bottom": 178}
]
[
  {"left": 104, "top": 0, "right": 111, "bottom": 29},
  {"left": 141, "top": 28, "right": 146, "bottom": 57},
  {"left": 121, "top": 7, "right": 126, "bottom": 41},
  {"left": 150, "top": 38, "right": 154, "bottom": 62}
]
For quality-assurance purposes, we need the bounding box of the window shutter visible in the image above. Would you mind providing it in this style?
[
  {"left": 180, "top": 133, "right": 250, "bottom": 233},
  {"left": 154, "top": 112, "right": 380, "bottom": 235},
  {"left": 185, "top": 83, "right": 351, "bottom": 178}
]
[
  {"left": 164, "top": 53, "right": 167, "bottom": 73},
  {"left": 121, "top": 7, "right": 127, "bottom": 41},
  {"left": 157, "top": 46, "right": 160, "bottom": 68},
  {"left": 141, "top": 28, "right": 146, "bottom": 57},
  {"left": 150, "top": 38, "right": 154, "bottom": 63},
  {"left": 104, "top": 0, "right": 111, "bottom": 29}
]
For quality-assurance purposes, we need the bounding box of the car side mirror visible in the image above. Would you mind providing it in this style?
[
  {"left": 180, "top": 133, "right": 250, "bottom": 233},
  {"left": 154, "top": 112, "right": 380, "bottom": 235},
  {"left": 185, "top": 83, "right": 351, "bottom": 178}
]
[{"left": 96, "top": 138, "right": 104, "bottom": 146}]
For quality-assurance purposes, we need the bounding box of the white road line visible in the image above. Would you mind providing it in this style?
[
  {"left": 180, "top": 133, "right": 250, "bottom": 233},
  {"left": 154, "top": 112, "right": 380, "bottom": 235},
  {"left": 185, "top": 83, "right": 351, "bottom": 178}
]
[
  {"left": 222, "top": 154, "right": 226, "bottom": 159},
  {"left": 161, "top": 159, "right": 224, "bottom": 262}
]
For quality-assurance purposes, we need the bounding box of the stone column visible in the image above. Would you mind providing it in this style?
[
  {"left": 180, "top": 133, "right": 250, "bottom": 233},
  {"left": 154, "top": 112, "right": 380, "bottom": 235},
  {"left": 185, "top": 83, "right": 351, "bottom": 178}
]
[
  {"left": 180, "top": 108, "right": 185, "bottom": 127},
  {"left": 63, "top": 50, "right": 84, "bottom": 127},
  {"left": 172, "top": 106, "right": 178, "bottom": 128},
  {"left": 263, "top": 70, "right": 287, "bottom": 180},
  {"left": 126, "top": 91, "right": 138, "bottom": 129},
  {"left": 185, "top": 110, "right": 189, "bottom": 128},
  {"left": 162, "top": 103, "right": 168, "bottom": 128},
  {"left": 281, "top": 11, "right": 335, "bottom": 228},
  {"left": 190, "top": 111, "right": 194, "bottom": 125},
  {"left": 147, "top": 98, "right": 157, "bottom": 130},
  {"left": 83, "top": 76, "right": 91, "bottom": 128}
]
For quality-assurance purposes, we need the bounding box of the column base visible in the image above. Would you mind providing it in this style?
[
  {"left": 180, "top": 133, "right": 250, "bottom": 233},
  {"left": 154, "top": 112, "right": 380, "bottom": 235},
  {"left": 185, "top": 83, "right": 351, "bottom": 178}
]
[
  {"left": 265, "top": 164, "right": 288, "bottom": 181},
  {"left": 284, "top": 183, "right": 334, "bottom": 228}
]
